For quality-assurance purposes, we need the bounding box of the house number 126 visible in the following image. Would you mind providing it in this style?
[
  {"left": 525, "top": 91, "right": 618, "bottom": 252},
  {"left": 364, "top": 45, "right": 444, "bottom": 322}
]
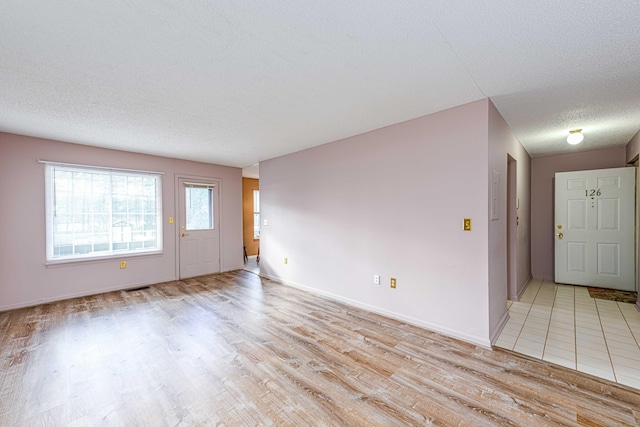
[{"left": 585, "top": 189, "right": 601, "bottom": 196}]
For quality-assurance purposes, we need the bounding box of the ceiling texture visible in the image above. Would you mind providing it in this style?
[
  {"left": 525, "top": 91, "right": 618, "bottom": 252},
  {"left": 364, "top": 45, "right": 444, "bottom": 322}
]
[{"left": 1, "top": 1, "right": 639, "bottom": 169}]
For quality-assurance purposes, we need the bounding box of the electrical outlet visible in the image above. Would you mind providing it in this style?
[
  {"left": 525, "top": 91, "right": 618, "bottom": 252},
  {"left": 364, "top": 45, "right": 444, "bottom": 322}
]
[
  {"left": 390, "top": 278, "right": 397, "bottom": 288},
  {"left": 120, "top": 261, "right": 126, "bottom": 269},
  {"left": 374, "top": 274, "right": 380, "bottom": 285},
  {"left": 284, "top": 257, "right": 288, "bottom": 264},
  {"left": 463, "top": 218, "right": 472, "bottom": 231}
]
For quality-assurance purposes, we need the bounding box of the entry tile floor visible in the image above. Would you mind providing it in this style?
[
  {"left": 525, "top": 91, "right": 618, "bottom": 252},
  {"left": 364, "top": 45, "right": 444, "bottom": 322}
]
[{"left": 495, "top": 278, "right": 640, "bottom": 390}]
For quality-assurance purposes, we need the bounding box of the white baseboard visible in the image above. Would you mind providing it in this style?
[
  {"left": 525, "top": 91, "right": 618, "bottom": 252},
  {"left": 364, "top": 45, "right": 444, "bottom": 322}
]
[
  {"left": 223, "top": 265, "right": 246, "bottom": 273},
  {"left": 510, "top": 274, "right": 533, "bottom": 302},
  {"left": 0, "top": 276, "right": 177, "bottom": 313},
  {"left": 490, "top": 310, "right": 510, "bottom": 346},
  {"left": 260, "top": 273, "right": 492, "bottom": 349}
]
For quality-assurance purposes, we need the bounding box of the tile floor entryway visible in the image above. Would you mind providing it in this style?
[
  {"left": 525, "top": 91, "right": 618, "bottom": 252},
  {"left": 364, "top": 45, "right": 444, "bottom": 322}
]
[{"left": 495, "top": 278, "right": 640, "bottom": 389}]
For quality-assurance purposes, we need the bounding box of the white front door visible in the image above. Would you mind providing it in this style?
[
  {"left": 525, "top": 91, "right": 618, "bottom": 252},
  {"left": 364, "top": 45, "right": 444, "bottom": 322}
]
[
  {"left": 178, "top": 179, "right": 220, "bottom": 279},
  {"left": 554, "top": 167, "right": 636, "bottom": 291}
]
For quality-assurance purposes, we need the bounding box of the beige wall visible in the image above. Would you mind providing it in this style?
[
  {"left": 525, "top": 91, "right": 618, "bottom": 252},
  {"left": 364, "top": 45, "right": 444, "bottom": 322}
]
[
  {"left": 487, "top": 101, "right": 532, "bottom": 337},
  {"left": 260, "top": 99, "right": 530, "bottom": 347},
  {"left": 530, "top": 147, "right": 627, "bottom": 281},
  {"left": 626, "top": 129, "right": 640, "bottom": 164},
  {"left": 0, "top": 132, "right": 243, "bottom": 311},
  {"left": 625, "top": 130, "right": 640, "bottom": 309},
  {"left": 243, "top": 178, "right": 260, "bottom": 256}
]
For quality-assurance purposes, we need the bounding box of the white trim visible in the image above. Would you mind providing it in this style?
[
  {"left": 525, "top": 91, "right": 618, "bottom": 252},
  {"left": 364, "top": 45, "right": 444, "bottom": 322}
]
[
  {"left": 490, "top": 310, "right": 510, "bottom": 346},
  {"left": 510, "top": 274, "right": 533, "bottom": 302},
  {"left": 44, "top": 164, "right": 164, "bottom": 263},
  {"left": 183, "top": 182, "right": 216, "bottom": 189},
  {"left": 45, "top": 250, "right": 163, "bottom": 268},
  {"left": 0, "top": 276, "right": 177, "bottom": 313},
  {"left": 175, "top": 174, "right": 223, "bottom": 279},
  {"left": 260, "top": 273, "right": 492, "bottom": 349},
  {"left": 37, "top": 159, "right": 165, "bottom": 175}
]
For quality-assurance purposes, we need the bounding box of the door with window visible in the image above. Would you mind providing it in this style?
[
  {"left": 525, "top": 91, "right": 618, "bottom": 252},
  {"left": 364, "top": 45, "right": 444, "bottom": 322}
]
[
  {"left": 554, "top": 167, "right": 636, "bottom": 291},
  {"left": 178, "top": 179, "right": 220, "bottom": 279}
]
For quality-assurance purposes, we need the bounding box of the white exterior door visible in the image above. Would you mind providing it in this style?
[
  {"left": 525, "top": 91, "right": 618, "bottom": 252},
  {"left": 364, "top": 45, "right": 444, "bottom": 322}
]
[
  {"left": 178, "top": 179, "right": 220, "bottom": 279},
  {"left": 554, "top": 167, "right": 636, "bottom": 291}
]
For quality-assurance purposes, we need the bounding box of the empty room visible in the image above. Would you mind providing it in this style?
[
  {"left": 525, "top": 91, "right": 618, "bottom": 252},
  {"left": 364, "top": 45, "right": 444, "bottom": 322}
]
[{"left": 1, "top": 1, "right": 640, "bottom": 425}]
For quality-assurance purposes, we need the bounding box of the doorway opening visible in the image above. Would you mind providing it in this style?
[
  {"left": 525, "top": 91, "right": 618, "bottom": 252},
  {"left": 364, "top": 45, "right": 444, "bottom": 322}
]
[
  {"left": 507, "top": 155, "right": 518, "bottom": 301},
  {"left": 242, "top": 170, "right": 260, "bottom": 275}
]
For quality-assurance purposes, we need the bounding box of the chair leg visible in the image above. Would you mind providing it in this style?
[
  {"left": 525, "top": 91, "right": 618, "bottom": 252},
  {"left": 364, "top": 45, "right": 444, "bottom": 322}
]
[
  {"left": 256, "top": 246, "right": 260, "bottom": 263},
  {"left": 243, "top": 246, "right": 248, "bottom": 264}
]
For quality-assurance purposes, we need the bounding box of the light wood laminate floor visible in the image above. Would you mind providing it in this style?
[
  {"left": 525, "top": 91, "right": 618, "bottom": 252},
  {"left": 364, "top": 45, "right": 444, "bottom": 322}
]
[
  {"left": 243, "top": 255, "right": 260, "bottom": 275},
  {"left": 1, "top": 271, "right": 639, "bottom": 426}
]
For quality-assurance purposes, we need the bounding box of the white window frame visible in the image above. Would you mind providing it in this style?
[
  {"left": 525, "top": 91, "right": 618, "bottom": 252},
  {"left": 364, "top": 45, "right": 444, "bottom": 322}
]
[
  {"left": 43, "top": 161, "right": 163, "bottom": 264},
  {"left": 253, "top": 189, "right": 260, "bottom": 239}
]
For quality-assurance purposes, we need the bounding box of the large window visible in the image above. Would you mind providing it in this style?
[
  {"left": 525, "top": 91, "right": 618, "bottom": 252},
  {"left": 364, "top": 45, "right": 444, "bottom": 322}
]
[
  {"left": 253, "top": 189, "right": 260, "bottom": 239},
  {"left": 45, "top": 163, "right": 163, "bottom": 262}
]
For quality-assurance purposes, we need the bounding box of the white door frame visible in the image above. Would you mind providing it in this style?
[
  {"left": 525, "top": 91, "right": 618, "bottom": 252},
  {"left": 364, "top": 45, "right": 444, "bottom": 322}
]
[
  {"left": 175, "top": 174, "right": 222, "bottom": 279},
  {"left": 554, "top": 167, "right": 636, "bottom": 290},
  {"left": 507, "top": 155, "right": 518, "bottom": 300},
  {"left": 630, "top": 159, "right": 640, "bottom": 310}
]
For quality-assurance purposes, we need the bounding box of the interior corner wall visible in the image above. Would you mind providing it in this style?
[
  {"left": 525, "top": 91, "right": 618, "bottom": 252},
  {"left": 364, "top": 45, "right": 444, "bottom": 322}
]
[
  {"left": 530, "top": 147, "right": 627, "bottom": 281},
  {"left": 487, "top": 100, "right": 532, "bottom": 339},
  {"left": 259, "top": 100, "right": 492, "bottom": 346},
  {"left": 242, "top": 178, "right": 260, "bottom": 255},
  {"left": 625, "top": 130, "right": 640, "bottom": 308},
  {"left": 627, "top": 129, "right": 640, "bottom": 164},
  {"left": 0, "top": 132, "right": 243, "bottom": 311}
]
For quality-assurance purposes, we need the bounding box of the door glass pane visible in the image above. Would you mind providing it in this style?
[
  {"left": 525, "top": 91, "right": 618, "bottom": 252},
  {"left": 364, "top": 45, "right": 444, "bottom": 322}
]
[{"left": 185, "top": 187, "right": 213, "bottom": 230}]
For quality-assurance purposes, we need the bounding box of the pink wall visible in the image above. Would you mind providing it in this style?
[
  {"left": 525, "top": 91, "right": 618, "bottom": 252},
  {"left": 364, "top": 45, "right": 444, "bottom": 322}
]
[
  {"left": 627, "top": 129, "right": 640, "bottom": 164},
  {"left": 0, "top": 133, "right": 243, "bottom": 311},
  {"left": 530, "top": 147, "right": 627, "bottom": 280},
  {"left": 260, "top": 99, "right": 528, "bottom": 346},
  {"left": 488, "top": 101, "right": 532, "bottom": 338}
]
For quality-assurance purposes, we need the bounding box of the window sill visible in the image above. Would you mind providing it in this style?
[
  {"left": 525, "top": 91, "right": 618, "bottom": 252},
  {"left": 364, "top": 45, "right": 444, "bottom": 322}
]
[{"left": 45, "top": 250, "right": 163, "bottom": 268}]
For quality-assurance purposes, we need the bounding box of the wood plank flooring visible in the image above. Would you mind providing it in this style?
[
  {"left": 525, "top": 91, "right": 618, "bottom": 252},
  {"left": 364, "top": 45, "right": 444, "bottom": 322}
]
[{"left": 1, "top": 270, "right": 639, "bottom": 426}]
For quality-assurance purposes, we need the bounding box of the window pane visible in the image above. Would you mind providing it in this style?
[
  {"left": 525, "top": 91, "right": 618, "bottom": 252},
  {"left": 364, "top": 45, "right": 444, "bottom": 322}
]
[
  {"left": 253, "top": 213, "right": 260, "bottom": 239},
  {"left": 253, "top": 190, "right": 260, "bottom": 238},
  {"left": 46, "top": 164, "right": 162, "bottom": 262},
  {"left": 253, "top": 190, "right": 260, "bottom": 213},
  {"left": 185, "top": 187, "right": 213, "bottom": 230}
]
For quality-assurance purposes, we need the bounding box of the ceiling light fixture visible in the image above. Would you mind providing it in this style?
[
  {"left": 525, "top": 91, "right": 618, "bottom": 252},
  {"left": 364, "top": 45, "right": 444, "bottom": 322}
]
[{"left": 567, "top": 129, "right": 584, "bottom": 145}]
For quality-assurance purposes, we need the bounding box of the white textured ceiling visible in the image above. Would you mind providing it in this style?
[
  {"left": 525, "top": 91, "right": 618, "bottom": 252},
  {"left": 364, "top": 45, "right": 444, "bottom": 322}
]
[{"left": 1, "top": 1, "right": 639, "bottom": 168}]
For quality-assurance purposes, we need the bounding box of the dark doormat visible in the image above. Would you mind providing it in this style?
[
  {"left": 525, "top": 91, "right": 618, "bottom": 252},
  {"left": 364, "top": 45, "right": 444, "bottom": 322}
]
[{"left": 587, "top": 287, "right": 637, "bottom": 304}]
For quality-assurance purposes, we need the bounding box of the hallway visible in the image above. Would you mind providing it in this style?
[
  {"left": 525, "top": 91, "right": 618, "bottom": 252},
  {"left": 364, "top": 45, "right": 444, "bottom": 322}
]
[
  {"left": 243, "top": 255, "right": 260, "bottom": 275},
  {"left": 496, "top": 279, "right": 640, "bottom": 389}
]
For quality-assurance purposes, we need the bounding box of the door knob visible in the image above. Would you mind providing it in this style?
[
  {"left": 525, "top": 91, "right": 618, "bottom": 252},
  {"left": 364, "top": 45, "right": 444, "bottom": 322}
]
[
  {"left": 556, "top": 233, "right": 563, "bottom": 239},
  {"left": 180, "top": 233, "right": 190, "bottom": 237}
]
